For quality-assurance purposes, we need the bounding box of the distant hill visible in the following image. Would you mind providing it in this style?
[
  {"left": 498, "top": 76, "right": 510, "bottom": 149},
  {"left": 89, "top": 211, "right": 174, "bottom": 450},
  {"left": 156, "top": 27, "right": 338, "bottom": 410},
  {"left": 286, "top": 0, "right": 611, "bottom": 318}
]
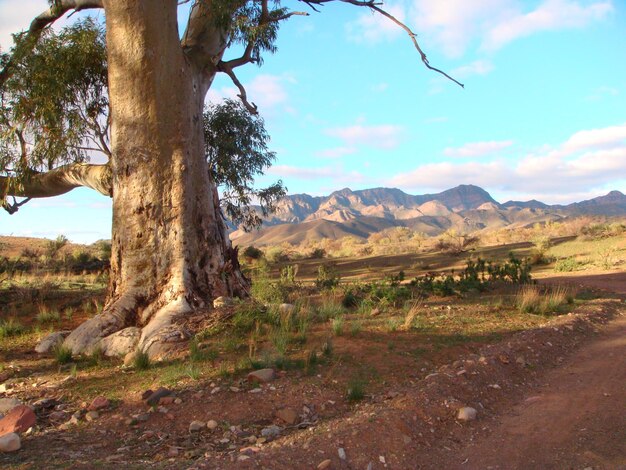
[{"left": 231, "top": 186, "right": 626, "bottom": 246}]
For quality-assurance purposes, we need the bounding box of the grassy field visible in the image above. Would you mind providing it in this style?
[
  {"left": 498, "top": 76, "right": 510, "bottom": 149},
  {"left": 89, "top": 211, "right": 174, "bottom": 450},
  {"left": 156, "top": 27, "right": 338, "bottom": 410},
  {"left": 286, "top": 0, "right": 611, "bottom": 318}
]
[{"left": 2, "top": 231, "right": 611, "bottom": 402}]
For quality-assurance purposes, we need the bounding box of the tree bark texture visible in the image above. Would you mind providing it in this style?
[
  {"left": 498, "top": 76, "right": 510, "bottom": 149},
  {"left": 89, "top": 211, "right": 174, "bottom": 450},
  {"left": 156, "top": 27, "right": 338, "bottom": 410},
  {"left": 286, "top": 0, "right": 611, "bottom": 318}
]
[{"left": 64, "top": 0, "right": 249, "bottom": 358}]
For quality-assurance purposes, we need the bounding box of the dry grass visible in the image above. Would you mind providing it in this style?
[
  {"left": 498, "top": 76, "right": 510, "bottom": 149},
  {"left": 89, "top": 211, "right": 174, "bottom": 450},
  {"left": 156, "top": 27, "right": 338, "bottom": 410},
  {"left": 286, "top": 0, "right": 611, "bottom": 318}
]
[{"left": 516, "top": 284, "right": 574, "bottom": 315}]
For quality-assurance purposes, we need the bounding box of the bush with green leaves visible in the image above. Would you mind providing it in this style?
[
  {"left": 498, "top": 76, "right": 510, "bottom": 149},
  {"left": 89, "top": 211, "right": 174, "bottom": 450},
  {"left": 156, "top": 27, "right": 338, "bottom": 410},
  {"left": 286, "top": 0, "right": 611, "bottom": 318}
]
[{"left": 315, "top": 263, "right": 341, "bottom": 290}]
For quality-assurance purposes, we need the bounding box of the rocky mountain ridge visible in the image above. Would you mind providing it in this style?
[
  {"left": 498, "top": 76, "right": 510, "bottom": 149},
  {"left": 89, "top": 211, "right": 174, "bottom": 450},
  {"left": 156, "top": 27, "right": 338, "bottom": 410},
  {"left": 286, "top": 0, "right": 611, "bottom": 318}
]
[{"left": 231, "top": 185, "right": 626, "bottom": 246}]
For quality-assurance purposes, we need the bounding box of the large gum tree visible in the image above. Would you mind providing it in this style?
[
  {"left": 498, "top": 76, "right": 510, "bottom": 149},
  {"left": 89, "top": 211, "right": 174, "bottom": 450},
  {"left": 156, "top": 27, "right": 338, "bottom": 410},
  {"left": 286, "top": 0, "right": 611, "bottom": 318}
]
[{"left": 0, "top": 0, "right": 460, "bottom": 359}]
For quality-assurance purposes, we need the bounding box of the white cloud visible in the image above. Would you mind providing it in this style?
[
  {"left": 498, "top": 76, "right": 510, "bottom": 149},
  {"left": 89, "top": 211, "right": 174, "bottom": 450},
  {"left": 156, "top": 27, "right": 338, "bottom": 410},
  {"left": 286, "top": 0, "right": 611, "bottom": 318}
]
[
  {"left": 346, "top": 4, "right": 406, "bottom": 44},
  {"left": 206, "top": 74, "right": 295, "bottom": 114},
  {"left": 444, "top": 140, "right": 513, "bottom": 158},
  {"left": 389, "top": 123, "right": 626, "bottom": 203},
  {"left": 562, "top": 123, "right": 626, "bottom": 153},
  {"left": 484, "top": 0, "right": 613, "bottom": 50},
  {"left": 371, "top": 82, "right": 389, "bottom": 92},
  {"left": 451, "top": 60, "right": 494, "bottom": 78},
  {"left": 411, "top": 0, "right": 613, "bottom": 57},
  {"left": 267, "top": 165, "right": 336, "bottom": 179},
  {"left": 315, "top": 147, "right": 357, "bottom": 159},
  {"left": 0, "top": 1, "right": 46, "bottom": 49},
  {"left": 326, "top": 123, "right": 404, "bottom": 150}
]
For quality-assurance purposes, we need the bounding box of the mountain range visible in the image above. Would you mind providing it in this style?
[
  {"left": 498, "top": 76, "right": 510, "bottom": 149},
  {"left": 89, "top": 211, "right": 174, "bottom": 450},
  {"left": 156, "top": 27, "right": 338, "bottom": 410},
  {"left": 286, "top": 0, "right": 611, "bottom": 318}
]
[{"left": 230, "top": 185, "right": 626, "bottom": 247}]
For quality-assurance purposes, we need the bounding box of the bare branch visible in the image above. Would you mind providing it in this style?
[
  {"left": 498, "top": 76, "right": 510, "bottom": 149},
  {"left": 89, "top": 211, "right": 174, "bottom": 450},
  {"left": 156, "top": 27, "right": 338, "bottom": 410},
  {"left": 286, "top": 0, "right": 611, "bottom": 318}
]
[
  {"left": 216, "top": 62, "right": 258, "bottom": 114},
  {"left": 1, "top": 163, "right": 112, "bottom": 199},
  {"left": 300, "top": 0, "right": 463, "bottom": 87},
  {"left": 0, "top": 0, "right": 103, "bottom": 88},
  {"left": 2, "top": 196, "right": 31, "bottom": 215}
]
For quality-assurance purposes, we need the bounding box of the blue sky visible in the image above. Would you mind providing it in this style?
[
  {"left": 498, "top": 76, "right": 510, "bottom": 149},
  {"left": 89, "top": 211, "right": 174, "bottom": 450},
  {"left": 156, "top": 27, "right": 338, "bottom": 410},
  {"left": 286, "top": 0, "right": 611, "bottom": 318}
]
[{"left": 1, "top": 0, "right": 625, "bottom": 243}]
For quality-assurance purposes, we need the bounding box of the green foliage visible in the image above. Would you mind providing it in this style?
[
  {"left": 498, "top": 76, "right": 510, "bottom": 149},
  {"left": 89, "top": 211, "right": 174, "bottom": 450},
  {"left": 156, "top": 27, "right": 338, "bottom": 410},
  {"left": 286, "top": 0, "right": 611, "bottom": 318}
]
[
  {"left": 554, "top": 257, "right": 581, "bottom": 272},
  {"left": 45, "top": 235, "right": 68, "bottom": 259},
  {"left": 0, "top": 318, "right": 24, "bottom": 338},
  {"left": 315, "top": 263, "right": 340, "bottom": 289},
  {"left": 346, "top": 377, "right": 366, "bottom": 402},
  {"left": 54, "top": 344, "right": 73, "bottom": 365},
  {"left": 331, "top": 316, "right": 344, "bottom": 336},
  {"left": 133, "top": 351, "right": 151, "bottom": 371},
  {"left": 204, "top": 99, "right": 286, "bottom": 230},
  {"left": 242, "top": 245, "right": 264, "bottom": 260},
  {"left": 1, "top": 19, "right": 108, "bottom": 211}
]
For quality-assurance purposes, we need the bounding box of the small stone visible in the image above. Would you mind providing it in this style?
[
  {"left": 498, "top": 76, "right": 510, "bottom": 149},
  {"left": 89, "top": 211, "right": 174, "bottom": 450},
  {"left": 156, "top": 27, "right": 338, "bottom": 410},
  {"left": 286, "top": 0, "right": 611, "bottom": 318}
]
[
  {"left": 207, "top": 420, "right": 218, "bottom": 430},
  {"left": 275, "top": 407, "right": 298, "bottom": 425},
  {"left": 48, "top": 411, "right": 68, "bottom": 422},
  {"left": 260, "top": 425, "right": 281, "bottom": 438},
  {"left": 85, "top": 411, "right": 99, "bottom": 422},
  {"left": 229, "top": 387, "right": 240, "bottom": 393},
  {"left": 402, "top": 434, "right": 412, "bottom": 444},
  {"left": 168, "top": 447, "right": 180, "bottom": 457},
  {"left": 213, "top": 296, "right": 234, "bottom": 308},
  {"left": 457, "top": 406, "right": 477, "bottom": 422},
  {"left": 0, "top": 405, "right": 36, "bottom": 435},
  {"left": 0, "top": 398, "right": 23, "bottom": 414},
  {"left": 0, "top": 432, "right": 20, "bottom": 453},
  {"left": 157, "top": 406, "right": 168, "bottom": 414},
  {"left": 278, "top": 303, "right": 295, "bottom": 315},
  {"left": 159, "top": 396, "right": 175, "bottom": 405},
  {"left": 338, "top": 448, "right": 347, "bottom": 460},
  {"left": 247, "top": 368, "right": 276, "bottom": 383},
  {"left": 145, "top": 387, "right": 172, "bottom": 406},
  {"left": 370, "top": 308, "right": 381, "bottom": 316},
  {"left": 317, "top": 459, "right": 332, "bottom": 469},
  {"left": 210, "top": 387, "right": 221, "bottom": 394},
  {"left": 238, "top": 455, "right": 251, "bottom": 461},
  {"left": 88, "top": 396, "right": 110, "bottom": 411},
  {"left": 174, "top": 398, "right": 182, "bottom": 405},
  {"left": 516, "top": 356, "right": 526, "bottom": 366},
  {"left": 135, "top": 413, "right": 150, "bottom": 422},
  {"left": 249, "top": 388, "right": 262, "bottom": 394},
  {"left": 189, "top": 420, "right": 206, "bottom": 432}
]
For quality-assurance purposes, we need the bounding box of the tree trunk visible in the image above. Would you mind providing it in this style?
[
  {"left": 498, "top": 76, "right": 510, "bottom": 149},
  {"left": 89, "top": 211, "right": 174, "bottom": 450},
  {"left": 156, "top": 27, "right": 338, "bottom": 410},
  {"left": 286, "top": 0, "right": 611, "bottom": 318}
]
[{"left": 64, "top": 0, "right": 249, "bottom": 358}]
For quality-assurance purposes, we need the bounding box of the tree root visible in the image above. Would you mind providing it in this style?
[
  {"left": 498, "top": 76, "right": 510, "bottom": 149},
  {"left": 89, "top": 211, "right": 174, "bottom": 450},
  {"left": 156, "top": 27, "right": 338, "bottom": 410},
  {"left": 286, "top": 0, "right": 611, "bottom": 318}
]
[{"left": 63, "top": 292, "right": 139, "bottom": 355}]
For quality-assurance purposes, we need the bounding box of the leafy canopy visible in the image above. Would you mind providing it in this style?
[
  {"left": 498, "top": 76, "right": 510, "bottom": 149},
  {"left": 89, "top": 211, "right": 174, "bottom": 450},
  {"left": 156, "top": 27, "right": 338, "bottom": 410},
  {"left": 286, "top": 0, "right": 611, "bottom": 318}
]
[{"left": 1, "top": 17, "right": 284, "bottom": 228}]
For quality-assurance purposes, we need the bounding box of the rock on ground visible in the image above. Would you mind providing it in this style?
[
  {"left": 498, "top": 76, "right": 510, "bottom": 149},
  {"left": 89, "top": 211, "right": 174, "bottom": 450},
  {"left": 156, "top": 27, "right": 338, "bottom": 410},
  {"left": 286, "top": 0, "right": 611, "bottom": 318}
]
[
  {"left": 0, "top": 405, "right": 36, "bottom": 436},
  {"left": 247, "top": 368, "right": 276, "bottom": 383},
  {"left": 0, "top": 433, "right": 20, "bottom": 452},
  {"left": 0, "top": 398, "right": 22, "bottom": 414},
  {"left": 457, "top": 406, "right": 478, "bottom": 422}
]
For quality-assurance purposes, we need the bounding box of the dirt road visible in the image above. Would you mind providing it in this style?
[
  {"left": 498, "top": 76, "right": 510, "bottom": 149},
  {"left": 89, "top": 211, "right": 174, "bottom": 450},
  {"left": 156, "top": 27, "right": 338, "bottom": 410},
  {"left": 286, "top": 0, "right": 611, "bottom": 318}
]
[{"left": 454, "top": 313, "right": 626, "bottom": 470}]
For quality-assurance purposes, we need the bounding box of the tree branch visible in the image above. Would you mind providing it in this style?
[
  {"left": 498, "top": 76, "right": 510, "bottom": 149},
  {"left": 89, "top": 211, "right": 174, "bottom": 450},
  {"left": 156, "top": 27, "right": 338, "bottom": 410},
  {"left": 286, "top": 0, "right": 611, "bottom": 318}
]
[
  {"left": 216, "top": 62, "right": 258, "bottom": 114},
  {"left": 0, "top": 0, "right": 103, "bottom": 88},
  {"left": 1, "top": 163, "right": 112, "bottom": 200},
  {"left": 299, "top": 0, "right": 463, "bottom": 87}
]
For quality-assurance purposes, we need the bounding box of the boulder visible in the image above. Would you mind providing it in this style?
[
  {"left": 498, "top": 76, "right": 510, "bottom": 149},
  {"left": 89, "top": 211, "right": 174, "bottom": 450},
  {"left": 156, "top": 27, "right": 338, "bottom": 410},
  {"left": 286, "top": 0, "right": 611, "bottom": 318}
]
[
  {"left": 247, "top": 368, "right": 276, "bottom": 383},
  {"left": 0, "top": 432, "right": 20, "bottom": 452},
  {"left": 35, "top": 331, "right": 70, "bottom": 354},
  {"left": 99, "top": 327, "right": 141, "bottom": 357},
  {"left": 457, "top": 406, "right": 477, "bottom": 422},
  {"left": 0, "top": 398, "right": 22, "bottom": 414},
  {"left": 0, "top": 405, "right": 36, "bottom": 436},
  {"left": 88, "top": 396, "right": 110, "bottom": 411}
]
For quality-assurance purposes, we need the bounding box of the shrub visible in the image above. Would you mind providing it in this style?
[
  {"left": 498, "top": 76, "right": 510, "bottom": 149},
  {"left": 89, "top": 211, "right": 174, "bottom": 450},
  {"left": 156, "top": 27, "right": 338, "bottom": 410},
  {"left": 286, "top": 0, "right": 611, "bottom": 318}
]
[
  {"left": 315, "top": 263, "right": 340, "bottom": 289},
  {"left": 346, "top": 377, "right": 366, "bottom": 402},
  {"left": 0, "top": 318, "right": 25, "bottom": 338},
  {"left": 554, "top": 257, "right": 580, "bottom": 272},
  {"left": 133, "top": 351, "right": 151, "bottom": 370},
  {"left": 331, "top": 316, "right": 344, "bottom": 336},
  {"left": 46, "top": 235, "right": 68, "bottom": 259},
  {"left": 242, "top": 245, "right": 264, "bottom": 260},
  {"left": 54, "top": 345, "right": 73, "bottom": 365}
]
